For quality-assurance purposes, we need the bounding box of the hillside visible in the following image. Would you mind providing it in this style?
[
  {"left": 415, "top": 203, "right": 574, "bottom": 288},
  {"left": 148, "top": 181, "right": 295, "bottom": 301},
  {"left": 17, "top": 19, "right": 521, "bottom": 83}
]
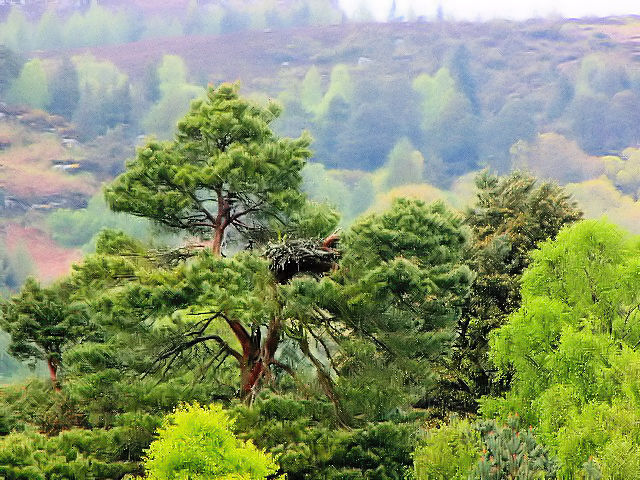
[
  {"left": 81, "top": 20, "right": 631, "bottom": 95},
  {"left": 4, "top": 12, "right": 640, "bottom": 287}
]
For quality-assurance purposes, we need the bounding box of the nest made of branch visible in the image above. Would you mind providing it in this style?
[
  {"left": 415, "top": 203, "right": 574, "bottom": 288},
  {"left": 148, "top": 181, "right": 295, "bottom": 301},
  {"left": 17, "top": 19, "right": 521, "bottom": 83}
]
[{"left": 264, "top": 235, "right": 340, "bottom": 284}]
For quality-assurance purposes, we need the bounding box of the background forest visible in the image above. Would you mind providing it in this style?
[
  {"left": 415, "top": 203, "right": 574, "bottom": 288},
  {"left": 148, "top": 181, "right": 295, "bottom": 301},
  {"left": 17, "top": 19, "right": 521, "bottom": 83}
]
[{"left": 1, "top": 0, "right": 640, "bottom": 479}]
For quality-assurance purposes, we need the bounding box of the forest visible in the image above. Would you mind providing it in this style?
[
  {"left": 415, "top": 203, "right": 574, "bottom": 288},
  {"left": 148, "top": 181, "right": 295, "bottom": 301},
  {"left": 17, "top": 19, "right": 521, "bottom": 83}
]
[{"left": 2, "top": 1, "right": 640, "bottom": 479}]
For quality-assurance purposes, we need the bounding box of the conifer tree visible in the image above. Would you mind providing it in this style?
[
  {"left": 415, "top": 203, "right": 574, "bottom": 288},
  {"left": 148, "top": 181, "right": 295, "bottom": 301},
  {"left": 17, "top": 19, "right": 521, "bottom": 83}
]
[
  {"left": 284, "top": 199, "right": 473, "bottom": 419},
  {"left": 448, "top": 171, "right": 582, "bottom": 407},
  {"left": 1, "top": 278, "right": 91, "bottom": 389},
  {"left": 106, "top": 83, "right": 312, "bottom": 255},
  {"left": 0, "top": 46, "right": 21, "bottom": 97}
]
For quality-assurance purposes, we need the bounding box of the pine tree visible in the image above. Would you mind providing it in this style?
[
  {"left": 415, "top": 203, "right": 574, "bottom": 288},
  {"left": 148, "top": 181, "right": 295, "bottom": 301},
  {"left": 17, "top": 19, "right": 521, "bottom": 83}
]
[
  {"left": 1, "top": 278, "right": 91, "bottom": 389},
  {"left": 284, "top": 199, "right": 473, "bottom": 420},
  {"left": 105, "top": 83, "right": 312, "bottom": 255}
]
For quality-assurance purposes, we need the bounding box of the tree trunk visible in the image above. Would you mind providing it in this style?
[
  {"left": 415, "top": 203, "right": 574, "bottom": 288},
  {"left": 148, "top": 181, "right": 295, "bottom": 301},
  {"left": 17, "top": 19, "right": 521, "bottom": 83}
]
[
  {"left": 47, "top": 358, "right": 60, "bottom": 391},
  {"left": 237, "top": 318, "right": 282, "bottom": 402},
  {"left": 212, "top": 191, "right": 230, "bottom": 256},
  {"left": 212, "top": 225, "right": 224, "bottom": 256}
]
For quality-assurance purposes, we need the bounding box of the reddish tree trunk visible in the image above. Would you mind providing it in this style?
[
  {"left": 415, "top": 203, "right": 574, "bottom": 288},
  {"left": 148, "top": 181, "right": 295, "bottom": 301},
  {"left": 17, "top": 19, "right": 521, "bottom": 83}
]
[
  {"left": 212, "top": 225, "right": 224, "bottom": 256},
  {"left": 212, "top": 191, "right": 230, "bottom": 256},
  {"left": 235, "top": 318, "right": 282, "bottom": 401},
  {"left": 47, "top": 358, "right": 60, "bottom": 391}
]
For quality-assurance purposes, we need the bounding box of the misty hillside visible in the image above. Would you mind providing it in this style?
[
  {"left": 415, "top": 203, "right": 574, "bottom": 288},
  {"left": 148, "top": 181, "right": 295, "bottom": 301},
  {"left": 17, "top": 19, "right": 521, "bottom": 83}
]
[{"left": 2, "top": 1, "right": 640, "bottom": 286}]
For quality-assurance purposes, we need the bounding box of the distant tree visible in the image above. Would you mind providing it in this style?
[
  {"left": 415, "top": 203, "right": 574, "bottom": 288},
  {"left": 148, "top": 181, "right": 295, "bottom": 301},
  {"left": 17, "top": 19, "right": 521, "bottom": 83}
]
[
  {"left": 349, "top": 177, "right": 375, "bottom": 218},
  {"left": 63, "top": 2, "right": 137, "bottom": 48},
  {"left": 300, "top": 65, "right": 323, "bottom": 113},
  {"left": 301, "top": 163, "right": 352, "bottom": 215},
  {"left": 604, "top": 89, "right": 640, "bottom": 150},
  {"left": 184, "top": 2, "right": 224, "bottom": 35},
  {"left": 0, "top": 8, "right": 32, "bottom": 53},
  {"left": 106, "top": 82, "right": 312, "bottom": 256},
  {"left": 603, "top": 147, "right": 640, "bottom": 199},
  {"left": 315, "top": 64, "right": 353, "bottom": 119},
  {"left": 510, "top": 133, "right": 604, "bottom": 184},
  {"left": 481, "top": 97, "right": 538, "bottom": 173},
  {"left": 141, "top": 61, "right": 161, "bottom": 103},
  {"left": 48, "top": 57, "right": 79, "bottom": 119},
  {"left": 448, "top": 45, "right": 480, "bottom": 114},
  {"left": 220, "top": 8, "right": 251, "bottom": 34},
  {"left": 1, "top": 279, "right": 91, "bottom": 389},
  {"left": 290, "top": 2, "right": 311, "bottom": 25},
  {"left": 7, "top": 59, "right": 50, "bottom": 110},
  {"left": 0, "top": 46, "right": 22, "bottom": 97},
  {"left": 142, "top": 15, "right": 184, "bottom": 40},
  {"left": 567, "top": 55, "right": 632, "bottom": 154},
  {"left": 413, "top": 68, "right": 462, "bottom": 135},
  {"left": 546, "top": 73, "right": 574, "bottom": 120},
  {"left": 413, "top": 68, "right": 479, "bottom": 177},
  {"left": 337, "top": 74, "right": 417, "bottom": 171},
  {"left": 313, "top": 95, "right": 350, "bottom": 168},
  {"left": 47, "top": 193, "right": 149, "bottom": 248},
  {"left": 307, "top": 0, "right": 343, "bottom": 26},
  {"left": 575, "top": 54, "right": 628, "bottom": 98},
  {"left": 142, "top": 55, "right": 203, "bottom": 139},
  {"left": 2, "top": 245, "right": 35, "bottom": 292},
  {"left": 565, "top": 176, "right": 640, "bottom": 234},
  {"left": 264, "top": 7, "right": 286, "bottom": 30},
  {"left": 35, "top": 9, "right": 64, "bottom": 50},
  {"left": 72, "top": 55, "right": 131, "bottom": 139},
  {"left": 568, "top": 92, "right": 609, "bottom": 154},
  {"left": 383, "top": 137, "right": 425, "bottom": 189}
]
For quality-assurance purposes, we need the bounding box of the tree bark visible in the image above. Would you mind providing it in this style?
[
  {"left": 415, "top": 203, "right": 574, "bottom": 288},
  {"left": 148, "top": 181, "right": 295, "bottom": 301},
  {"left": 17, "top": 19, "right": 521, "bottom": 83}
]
[
  {"left": 212, "top": 191, "right": 230, "bottom": 256},
  {"left": 236, "top": 318, "right": 282, "bottom": 401},
  {"left": 47, "top": 358, "right": 60, "bottom": 392},
  {"left": 212, "top": 225, "right": 224, "bottom": 256}
]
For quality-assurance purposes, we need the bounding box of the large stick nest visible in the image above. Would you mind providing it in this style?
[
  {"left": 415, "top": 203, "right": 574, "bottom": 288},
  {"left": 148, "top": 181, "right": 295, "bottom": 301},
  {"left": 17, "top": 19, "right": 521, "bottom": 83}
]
[{"left": 264, "top": 235, "right": 340, "bottom": 284}]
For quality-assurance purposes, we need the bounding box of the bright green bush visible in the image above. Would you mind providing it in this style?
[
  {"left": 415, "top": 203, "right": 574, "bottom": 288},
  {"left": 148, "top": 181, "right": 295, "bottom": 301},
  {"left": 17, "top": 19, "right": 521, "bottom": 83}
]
[
  {"left": 482, "top": 220, "right": 640, "bottom": 478},
  {"left": 413, "top": 417, "right": 481, "bottom": 480},
  {"left": 142, "top": 403, "right": 280, "bottom": 480}
]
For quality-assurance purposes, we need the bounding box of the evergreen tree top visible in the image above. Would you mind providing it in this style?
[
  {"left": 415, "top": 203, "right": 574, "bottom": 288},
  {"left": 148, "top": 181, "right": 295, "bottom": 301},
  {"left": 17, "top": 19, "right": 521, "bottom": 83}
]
[{"left": 105, "top": 83, "right": 312, "bottom": 253}]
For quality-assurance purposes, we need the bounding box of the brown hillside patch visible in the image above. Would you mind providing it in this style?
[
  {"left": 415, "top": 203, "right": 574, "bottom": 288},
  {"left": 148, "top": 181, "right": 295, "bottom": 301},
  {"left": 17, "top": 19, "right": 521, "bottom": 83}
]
[
  {"left": 76, "top": 26, "right": 342, "bottom": 85},
  {"left": 4, "top": 224, "right": 82, "bottom": 283},
  {"left": 0, "top": 130, "right": 96, "bottom": 199}
]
